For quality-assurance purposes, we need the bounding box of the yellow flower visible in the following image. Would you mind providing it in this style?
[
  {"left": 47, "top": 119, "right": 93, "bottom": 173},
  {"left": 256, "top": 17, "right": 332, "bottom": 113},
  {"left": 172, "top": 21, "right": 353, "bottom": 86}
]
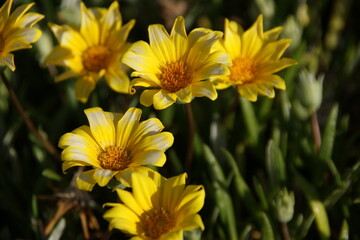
[
  {"left": 58, "top": 107, "right": 174, "bottom": 191},
  {"left": 211, "top": 15, "right": 297, "bottom": 101},
  {"left": 0, "top": 0, "right": 44, "bottom": 71},
  {"left": 104, "top": 171, "right": 205, "bottom": 239},
  {"left": 122, "top": 16, "right": 231, "bottom": 110},
  {"left": 44, "top": 1, "right": 135, "bottom": 103}
]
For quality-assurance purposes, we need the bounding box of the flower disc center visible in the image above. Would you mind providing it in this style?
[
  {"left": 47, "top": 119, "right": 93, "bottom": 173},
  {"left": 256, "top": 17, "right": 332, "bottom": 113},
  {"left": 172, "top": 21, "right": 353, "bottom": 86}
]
[
  {"left": 82, "top": 45, "right": 110, "bottom": 72},
  {"left": 98, "top": 146, "right": 131, "bottom": 171},
  {"left": 140, "top": 207, "right": 176, "bottom": 239},
  {"left": 159, "top": 61, "right": 193, "bottom": 93},
  {"left": 230, "top": 57, "right": 257, "bottom": 83}
]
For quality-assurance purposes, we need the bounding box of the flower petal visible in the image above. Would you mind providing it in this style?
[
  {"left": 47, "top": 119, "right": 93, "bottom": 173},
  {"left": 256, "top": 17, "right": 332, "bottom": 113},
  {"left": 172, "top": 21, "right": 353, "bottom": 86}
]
[
  {"left": 191, "top": 81, "right": 218, "bottom": 100},
  {"left": 84, "top": 107, "right": 115, "bottom": 148},
  {"left": 148, "top": 24, "right": 175, "bottom": 62},
  {"left": 103, "top": 204, "right": 139, "bottom": 234},
  {"left": 153, "top": 90, "right": 176, "bottom": 110},
  {"left": 80, "top": 2, "right": 99, "bottom": 45},
  {"left": 131, "top": 172, "right": 157, "bottom": 211},
  {"left": 130, "top": 150, "right": 166, "bottom": 167},
  {"left": 105, "top": 63, "right": 130, "bottom": 93},
  {"left": 93, "top": 168, "right": 117, "bottom": 187},
  {"left": 116, "top": 107, "right": 142, "bottom": 147},
  {"left": 76, "top": 169, "right": 97, "bottom": 191},
  {"left": 133, "top": 132, "right": 174, "bottom": 152},
  {"left": 75, "top": 77, "right": 96, "bottom": 103}
]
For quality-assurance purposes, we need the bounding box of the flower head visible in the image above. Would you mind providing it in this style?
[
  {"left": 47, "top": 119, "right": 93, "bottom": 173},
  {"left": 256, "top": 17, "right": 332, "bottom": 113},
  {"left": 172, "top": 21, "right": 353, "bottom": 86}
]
[
  {"left": 211, "top": 15, "right": 297, "bottom": 101},
  {"left": 104, "top": 171, "right": 205, "bottom": 239},
  {"left": 122, "top": 16, "right": 231, "bottom": 110},
  {"left": 0, "top": 0, "right": 44, "bottom": 71},
  {"left": 44, "top": 1, "right": 135, "bottom": 103},
  {"left": 58, "top": 107, "right": 174, "bottom": 191}
]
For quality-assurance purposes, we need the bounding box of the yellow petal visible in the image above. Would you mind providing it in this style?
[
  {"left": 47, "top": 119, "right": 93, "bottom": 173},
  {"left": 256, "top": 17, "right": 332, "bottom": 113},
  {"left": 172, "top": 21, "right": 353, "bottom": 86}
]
[
  {"left": 115, "top": 189, "right": 144, "bottom": 215},
  {"left": 148, "top": 24, "right": 175, "bottom": 62},
  {"left": 177, "top": 185, "right": 205, "bottom": 215},
  {"left": 80, "top": 2, "right": 100, "bottom": 45},
  {"left": 223, "top": 19, "right": 242, "bottom": 59},
  {"left": 170, "top": 16, "right": 188, "bottom": 59},
  {"left": 103, "top": 204, "right": 139, "bottom": 234},
  {"left": 128, "top": 118, "right": 164, "bottom": 147},
  {"left": 0, "top": 53, "right": 15, "bottom": 71},
  {"left": 162, "top": 173, "right": 187, "bottom": 210},
  {"left": 241, "top": 15, "right": 263, "bottom": 58},
  {"left": 178, "top": 214, "right": 204, "bottom": 231},
  {"left": 84, "top": 107, "right": 115, "bottom": 148},
  {"left": 105, "top": 63, "right": 130, "bottom": 93},
  {"left": 116, "top": 107, "right": 142, "bottom": 147},
  {"left": 131, "top": 172, "right": 157, "bottom": 211},
  {"left": 187, "top": 31, "right": 222, "bottom": 67},
  {"left": 191, "top": 81, "right": 218, "bottom": 100},
  {"left": 153, "top": 90, "right": 176, "bottom": 110},
  {"left": 93, "top": 168, "right": 117, "bottom": 187},
  {"left": 75, "top": 77, "right": 96, "bottom": 103},
  {"left": 139, "top": 89, "right": 159, "bottom": 107},
  {"left": 122, "top": 40, "right": 160, "bottom": 74},
  {"left": 76, "top": 169, "right": 97, "bottom": 191},
  {"left": 99, "top": 1, "right": 121, "bottom": 44},
  {"left": 130, "top": 150, "right": 166, "bottom": 167},
  {"left": 43, "top": 46, "right": 72, "bottom": 66},
  {"left": 49, "top": 23, "right": 88, "bottom": 52},
  {"left": 175, "top": 87, "right": 192, "bottom": 103},
  {"left": 238, "top": 85, "right": 258, "bottom": 102},
  {"left": 133, "top": 132, "right": 174, "bottom": 152}
]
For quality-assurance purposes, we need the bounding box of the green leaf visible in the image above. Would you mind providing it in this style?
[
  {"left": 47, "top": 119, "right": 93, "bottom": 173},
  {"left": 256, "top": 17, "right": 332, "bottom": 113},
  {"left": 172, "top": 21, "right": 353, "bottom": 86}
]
[
  {"left": 239, "top": 96, "right": 259, "bottom": 145},
  {"left": 319, "top": 104, "right": 338, "bottom": 161},
  {"left": 338, "top": 220, "right": 349, "bottom": 240},
  {"left": 294, "top": 170, "right": 331, "bottom": 240},
  {"left": 42, "top": 169, "right": 62, "bottom": 182},
  {"left": 221, "top": 148, "right": 258, "bottom": 214},
  {"left": 258, "top": 212, "right": 275, "bottom": 240},
  {"left": 266, "top": 139, "right": 286, "bottom": 187}
]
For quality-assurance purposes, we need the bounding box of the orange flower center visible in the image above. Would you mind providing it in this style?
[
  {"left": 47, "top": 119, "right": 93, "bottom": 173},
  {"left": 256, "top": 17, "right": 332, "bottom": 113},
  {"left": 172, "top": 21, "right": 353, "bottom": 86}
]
[
  {"left": 98, "top": 146, "right": 131, "bottom": 171},
  {"left": 159, "top": 61, "right": 193, "bottom": 93},
  {"left": 140, "top": 207, "right": 176, "bottom": 239},
  {"left": 229, "top": 57, "right": 257, "bottom": 83},
  {"left": 82, "top": 45, "right": 110, "bottom": 72}
]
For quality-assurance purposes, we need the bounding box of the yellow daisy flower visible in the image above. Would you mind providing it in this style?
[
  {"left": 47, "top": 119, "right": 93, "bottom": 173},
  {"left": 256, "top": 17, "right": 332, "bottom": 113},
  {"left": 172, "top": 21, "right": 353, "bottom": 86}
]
[
  {"left": 0, "top": 0, "right": 44, "bottom": 71},
  {"left": 122, "top": 16, "right": 231, "bottom": 110},
  {"left": 58, "top": 107, "right": 174, "bottom": 191},
  {"left": 211, "top": 15, "right": 297, "bottom": 101},
  {"left": 44, "top": 1, "right": 135, "bottom": 103},
  {"left": 104, "top": 171, "right": 205, "bottom": 239}
]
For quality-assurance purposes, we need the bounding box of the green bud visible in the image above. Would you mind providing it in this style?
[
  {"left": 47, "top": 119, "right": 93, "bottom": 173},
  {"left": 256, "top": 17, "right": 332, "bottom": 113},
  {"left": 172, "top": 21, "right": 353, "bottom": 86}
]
[
  {"left": 294, "top": 69, "right": 323, "bottom": 119},
  {"left": 272, "top": 188, "right": 295, "bottom": 223}
]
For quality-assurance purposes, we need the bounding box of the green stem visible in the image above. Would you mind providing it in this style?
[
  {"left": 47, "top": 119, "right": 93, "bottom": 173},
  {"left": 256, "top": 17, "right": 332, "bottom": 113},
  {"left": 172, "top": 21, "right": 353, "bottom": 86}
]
[{"left": 0, "top": 70, "right": 60, "bottom": 161}]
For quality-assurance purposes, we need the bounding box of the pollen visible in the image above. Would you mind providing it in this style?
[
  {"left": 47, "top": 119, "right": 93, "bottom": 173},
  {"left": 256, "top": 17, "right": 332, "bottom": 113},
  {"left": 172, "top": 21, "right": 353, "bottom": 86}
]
[
  {"left": 98, "top": 146, "right": 131, "bottom": 171},
  {"left": 229, "top": 57, "right": 257, "bottom": 84},
  {"left": 82, "top": 45, "right": 110, "bottom": 72},
  {"left": 159, "top": 61, "right": 193, "bottom": 93},
  {"left": 140, "top": 207, "right": 176, "bottom": 239}
]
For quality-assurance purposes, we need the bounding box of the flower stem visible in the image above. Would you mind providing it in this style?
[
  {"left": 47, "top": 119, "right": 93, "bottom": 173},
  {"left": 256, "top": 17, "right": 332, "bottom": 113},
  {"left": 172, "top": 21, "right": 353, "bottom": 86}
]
[
  {"left": 311, "top": 112, "right": 321, "bottom": 151},
  {"left": 0, "top": 70, "right": 60, "bottom": 161},
  {"left": 280, "top": 222, "right": 291, "bottom": 240},
  {"left": 185, "top": 103, "right": 195, "bottom": 172}
]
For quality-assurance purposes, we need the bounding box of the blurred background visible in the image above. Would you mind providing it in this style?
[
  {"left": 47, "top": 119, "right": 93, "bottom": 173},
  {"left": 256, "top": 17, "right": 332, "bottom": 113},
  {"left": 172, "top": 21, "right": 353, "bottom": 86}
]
[{"left": 0, "top": 0, "right": 359, "bottom": 239}]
